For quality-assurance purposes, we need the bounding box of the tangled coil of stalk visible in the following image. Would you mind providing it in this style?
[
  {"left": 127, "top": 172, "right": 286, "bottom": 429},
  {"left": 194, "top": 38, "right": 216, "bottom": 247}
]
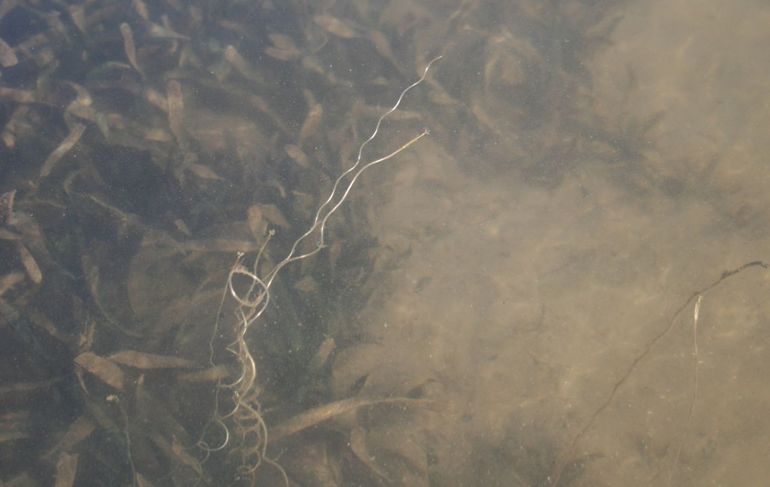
[{"left": 195, "top": 56, "right": 441, "bottom": 484}]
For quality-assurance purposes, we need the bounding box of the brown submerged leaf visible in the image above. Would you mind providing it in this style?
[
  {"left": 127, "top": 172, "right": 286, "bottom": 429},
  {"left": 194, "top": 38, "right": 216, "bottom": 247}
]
[
  {"left": 259, "top": 203, "right": 290, "bottom": 229},
  {"left": 264, "top": 33, "right": 301, "bottom": 61},
  {"left": 74, "top": 352, "right": 125, "bottom": 390},
  {"left": 66, "top": 4, "right": 86, "bottom": 33},
  {"left": 44, "top": 416, "right": 95, "bottom": 461},
  {"left": 178, "top": 365, "right": 228, "bottom": 382},
  {"left": 17, "top": 243, "right": 42, "bottom": 284},
  {"left": 0, "top": 272, "right": 24, "bottom": 296},
  {"left": 284, "top": 144, "right": 311, "bottom": 168},
  {"left": 0, "top": 87, "right": 34, "bottom": 103},
  {"left": 224, "top": 45, "right": 263, "bottom": 83},
  {"left": 185, "top": 162, "right": 224, "bottom": 181},
  {"left": 0, "top": 36, "right": 17, "bottom": 67},
  {"left": 119, "top": 23, "right": 143, "bottom": 77},
  {"left": 166, "top": 79, "right": 185, "bottom": 144},
  {"left": 108, "top": 350, "right": 196, "bottom": 369},
  {"left": 0, "top": 411, "right": 31, "bottom": 443},
  {"left": 308, "top": 337, "right": 335, "bottom": 373},
  {"left": 39, "top": 123, "right": 86, "bottom": 178},
  {"left": 269, "top": 397, "right": 429, "bottom": 444},
  {"left": 2, "top": 106, "right": 29, "bottom": 148},
  {"left": 368, "top": 30, "right": 402, "bottom": 72},
  {"left": 247, "top": 204, "right": 267, "bottom": 238},
  {"left": 299, "top": 98, "right": 323, "bottom": 144},
  {"left": 148, "top": 432, "right": 203, "bottom": 476},
  {"left": 131, "top": 0, "right": 149, "bottom": 20},
  {"left": 349, "top": 425, "right": 389, "bottom": 481},
  {"left": 54, "top": 452, "right": 78, "bottom": 487},
  {"left": 268, "top": 33, "right": 297, "bottom": 51},
  {"left": 313, "top": 14, "right": 359, "bottom": 39}
]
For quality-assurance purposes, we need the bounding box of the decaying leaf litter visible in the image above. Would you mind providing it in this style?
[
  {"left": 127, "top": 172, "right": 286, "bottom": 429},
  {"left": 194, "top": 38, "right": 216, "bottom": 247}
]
[
  {"left": 0, "top": 0, "right": 617, "bottom": 485},
  {"left": 2, "top": 0, "right": 754, "bottom": 485},
  {"left": 0, "top": 0, "right": 452, "bottom": 484}
]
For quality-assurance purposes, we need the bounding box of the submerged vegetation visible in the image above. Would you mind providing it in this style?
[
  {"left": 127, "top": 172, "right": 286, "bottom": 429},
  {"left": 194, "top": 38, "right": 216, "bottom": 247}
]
[
  {"left": 0, "top": 1, "right": 447, "bottom": 484},
  {"left": 0, "top": 0, "right": 688, "bottom": 485}
]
